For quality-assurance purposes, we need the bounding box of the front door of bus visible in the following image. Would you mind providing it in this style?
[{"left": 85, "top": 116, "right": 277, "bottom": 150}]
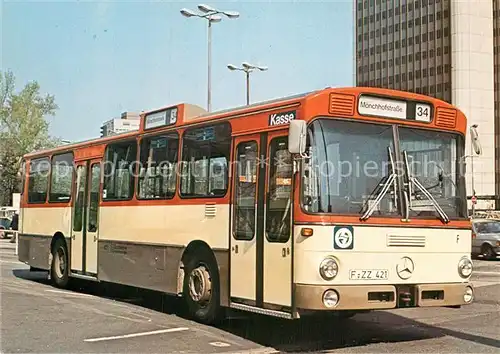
[
  {"left": 230, "top": 132, "right": 293, "bottom": 312},
  {"left": 71, "top": 159, "right": 101, "bottom": 276}
]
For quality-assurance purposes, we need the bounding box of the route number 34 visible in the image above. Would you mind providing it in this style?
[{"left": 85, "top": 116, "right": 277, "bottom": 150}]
[{"left": 415, "top": 103, "right": 431, "bottom": 121}]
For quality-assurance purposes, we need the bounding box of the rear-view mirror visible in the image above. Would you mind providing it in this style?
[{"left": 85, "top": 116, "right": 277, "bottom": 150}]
[
  {"left": 470, "top": 125, "right": 482, "bottom": 155},
  {"left": 288, "top": 120, "right": 307, "bottom": 155}
]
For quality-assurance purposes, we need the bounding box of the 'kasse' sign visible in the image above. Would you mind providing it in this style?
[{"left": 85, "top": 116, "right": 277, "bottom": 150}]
[{"left": 269, "top": 110, "right": 296, "bottom": 126}]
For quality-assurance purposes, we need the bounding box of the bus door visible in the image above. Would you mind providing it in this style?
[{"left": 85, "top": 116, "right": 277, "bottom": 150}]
[
  {"left": 262, "top": 132, "right": 293, "bottom": 311},
  {"left": 230, "top": 131, "right": 294, "bottom": 315},
  {"left": 71, "top": 159, "right": 101, "bottom": 276},
  {"left": 230, "top": 134, "right": 260, "bottom": 305}
]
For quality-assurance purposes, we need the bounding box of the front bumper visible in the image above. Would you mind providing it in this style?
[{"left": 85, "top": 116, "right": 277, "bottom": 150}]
[{"left": 295, "top": 282, "right": 473, "bottom": 311}]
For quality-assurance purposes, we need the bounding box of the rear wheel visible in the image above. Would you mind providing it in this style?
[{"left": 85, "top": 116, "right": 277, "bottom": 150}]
[
  {"left": 182, "top": 250, "right": 221, "bottom": 324},
  {"left": 481, "top": 244, "right": 495, "bottom": 260},
  {"left": 51, "top": 238, "right": 70, "bottom": 288}
]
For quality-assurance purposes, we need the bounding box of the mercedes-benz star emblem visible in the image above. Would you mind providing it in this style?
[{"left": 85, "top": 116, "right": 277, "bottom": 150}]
[{"left": 396, "top": 256, "right": 415, "bottom": 279}]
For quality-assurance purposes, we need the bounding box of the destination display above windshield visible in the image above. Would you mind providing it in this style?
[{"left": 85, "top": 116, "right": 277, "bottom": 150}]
[
  {"left": 357, "top": 95, "right": 432, "bottom": 123},
  {"left": 144, "top": 107, "right": 178, "bottom": 130}
]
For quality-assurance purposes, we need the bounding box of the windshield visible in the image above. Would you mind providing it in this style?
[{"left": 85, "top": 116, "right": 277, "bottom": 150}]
[
  {"left": 399, "top": 127, "right": 467, "bottom": 218},
  {"left": 301, "top": 118, "right": 467, "bottom": 219},
  {"left": 302, "top": 119, "right": 399, "bottom": 215},
  {"left": 474, "top": 221, "right": 500, "bottom": 234}
]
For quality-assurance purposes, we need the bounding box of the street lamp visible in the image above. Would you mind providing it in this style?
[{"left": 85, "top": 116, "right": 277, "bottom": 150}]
[
  {"left": 180, "top": 4, "right": 240, "bottom": 112},
  {"left": 227, "top": 62, "right": 268, "bottom": 105}
]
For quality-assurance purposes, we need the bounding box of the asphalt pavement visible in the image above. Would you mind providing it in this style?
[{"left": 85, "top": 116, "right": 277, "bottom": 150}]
[{"left": 1, "top": 239, "right": 499, "bottom": 353}]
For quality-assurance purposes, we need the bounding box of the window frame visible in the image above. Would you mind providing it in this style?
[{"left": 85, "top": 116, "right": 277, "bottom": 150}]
[
  {"left": 265, "top": 136, "right": 293, "bottom": 244},
  {"left": 179, "top": 122, "right": 232, "bottom": 199},
  {"left": 232, "top": 140, "right": 259, "bottom": 241},
  {"left": 27, "top": 156, "right": 51, "bottom": 204},
  {"left": 136, "top": 131, "right": 180, "bottom": 200},
  {"left": 102, "top": 138, "right": 139, "bottom": 202},
  {"left": 48, "top": 152, "right": 74, "bottom": 203}
]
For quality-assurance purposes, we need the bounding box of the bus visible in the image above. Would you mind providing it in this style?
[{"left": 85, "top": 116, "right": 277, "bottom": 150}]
[{"left": 17, "top": 87, "right": 475, "bottom": 324}]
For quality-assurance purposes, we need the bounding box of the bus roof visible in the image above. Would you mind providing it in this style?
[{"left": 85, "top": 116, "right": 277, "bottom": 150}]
[{"left": 23, "top": 86, "right": 465, "bottom": 159}]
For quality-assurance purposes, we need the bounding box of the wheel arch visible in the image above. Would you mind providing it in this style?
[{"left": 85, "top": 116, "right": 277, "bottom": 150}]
[
  {"left": 49, "top": 232, "right": 68, "bottom": 270},
  {"left": 51, "top": 231, "right": 67, "bottom": 252},
  {"left": 177, "top": 240, "right": 220, "bottom": 295}
]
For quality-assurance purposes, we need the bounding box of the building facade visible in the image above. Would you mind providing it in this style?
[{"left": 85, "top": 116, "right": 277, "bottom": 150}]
[
  {"left": 354, "top": 0, "right": 499, "bottom": 211},
  {"left": 494, "top": 0, "right": 500, "bottom": 209},
  {"left": 100, "top": 112, "right": 141, "bottom": 137}
]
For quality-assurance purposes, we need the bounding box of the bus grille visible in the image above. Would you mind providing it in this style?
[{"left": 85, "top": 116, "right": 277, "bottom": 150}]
[
  {"left": 205, "top": 203, "right": 217, "bottom": 218},
  {"left": 329, "top": 93, "right": 355, "bottom": 116},
  {"left": 387, "top": 234, "right": 426, "bottom": 247},
  {"left": 435, "top": 107, "right": 457, "bottom": 128}
]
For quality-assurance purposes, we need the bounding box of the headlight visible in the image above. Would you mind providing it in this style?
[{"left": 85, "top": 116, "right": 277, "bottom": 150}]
[
  {"left": 322, "top": 289, "right": 339, "bottom": 308},
  {"left": 319, "top": 256, "right": 338, "bottom": 280},
  {"left": 464, "top": 286, "right": 474, "bottom": 303},
  {"left": 458, "top": 257, "right": 473, "bottom": 278}
]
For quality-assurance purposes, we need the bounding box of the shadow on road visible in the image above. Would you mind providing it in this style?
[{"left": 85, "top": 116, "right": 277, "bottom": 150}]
[{"left": 12, "top": 268, "right": 500, "bottom": 352}]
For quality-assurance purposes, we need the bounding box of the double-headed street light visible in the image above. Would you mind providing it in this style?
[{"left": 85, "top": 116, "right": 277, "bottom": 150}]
[
  {"left": 180, "top": 4, "right": 240, "bottom": 112},
  {"left": 227, "top": 62, "right": 268, "bottom": 105}
]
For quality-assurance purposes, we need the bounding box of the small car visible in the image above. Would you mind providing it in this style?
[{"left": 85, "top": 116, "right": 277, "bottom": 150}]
[{"left": 471, "top": 219, "right": 500, "bottom": 260}]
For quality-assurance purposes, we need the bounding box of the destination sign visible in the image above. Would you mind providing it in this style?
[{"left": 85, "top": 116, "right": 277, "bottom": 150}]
[
  {"left": 357, "top": 95, "right": 432, "bottom": 123},
  {"left": 144, "top": 107, "right": 178, "bottom": 130}
]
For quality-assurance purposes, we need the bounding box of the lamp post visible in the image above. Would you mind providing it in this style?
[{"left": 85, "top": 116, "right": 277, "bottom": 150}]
[
  {"left": 180, "top": 4, "right": 240, "bottom": 112},
  {"left": 227, "top": 62, "right": 268, "bottom": 105}
]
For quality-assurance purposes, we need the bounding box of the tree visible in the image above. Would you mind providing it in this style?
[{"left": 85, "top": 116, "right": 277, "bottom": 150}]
[{"left": 0, "top": 70, "right": 59, "bottom": 206}]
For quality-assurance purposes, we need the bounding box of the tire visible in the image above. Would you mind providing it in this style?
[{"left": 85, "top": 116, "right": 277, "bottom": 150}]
[
  {"left": 50, "top": 238, "right": 70, "bottom": 288},
  {"left": 481, "top": 244, "right": 495, "bottom": 260},
  {"left": 182, "top": 250, "right": 221, "bottom": 325}
]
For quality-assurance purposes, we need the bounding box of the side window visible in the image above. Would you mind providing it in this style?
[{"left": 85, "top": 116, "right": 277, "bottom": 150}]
[
  {"left": 103, "top": 140, "right": 137, "bottom": 200},
  {"left": 88, "top": 163, "right": 101, "bottom": 232},
  {"left": 49, "top": 152, "right": 74, "bottom": 202},
  {"left": 28, "top": 157, "right": 50, "bottom": 203},
  {"left": 180, "top": 123, "right": 231, "bottom": 197},
  {"left": 20, "top": 160, "right": 26, "bottom": 195},
  {"left": 73, "top": 165, "right": 86, "bottom": 232},
  {"left": 138, "top": 132, "right": 178, "bottom": 199},
  {"left": 266, "top": 137, "right": 293, "bottom": 243},
  {"left": 234, "top": 141, "right": 258, "bottom": 240}
]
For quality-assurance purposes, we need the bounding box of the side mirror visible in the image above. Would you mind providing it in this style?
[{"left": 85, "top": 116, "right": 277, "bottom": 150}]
[
  {"left": 470, "top": 125, "right": 482, "bottom": 155},
  {"left": 288, "top": 120, "right": 307, "bottom": 154}
]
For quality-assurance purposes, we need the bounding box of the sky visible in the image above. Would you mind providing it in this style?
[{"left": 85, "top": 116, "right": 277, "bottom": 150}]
[{"left": 2, "top": 0, "right": 354, "bottom": 142}]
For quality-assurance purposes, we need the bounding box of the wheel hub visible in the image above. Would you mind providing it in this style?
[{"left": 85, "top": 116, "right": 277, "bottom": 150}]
[
  {"left": 55, "top": 248, "right": 66, "bottom": 278},
  {"left": 188, "top": 265, "right": 212, "bottom": 305}
]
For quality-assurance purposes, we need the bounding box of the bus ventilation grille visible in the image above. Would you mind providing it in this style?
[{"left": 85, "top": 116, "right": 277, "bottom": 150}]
[
  {"left": 205, "top": 203, "right": 217, "bottom": 218},
  {"left": 435, "top": 107, "right": 457, "bottom": 128},
  {"left": 387, "top": 235, "right": 426, "bottom": 247},
  {"left": 329, "top": 93, "right": 355, "bottom": 116}
]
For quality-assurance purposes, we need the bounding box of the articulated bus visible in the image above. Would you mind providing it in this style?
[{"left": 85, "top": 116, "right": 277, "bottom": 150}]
[{"left": 18, "top": 87, "right": 474, "bottom": 324}]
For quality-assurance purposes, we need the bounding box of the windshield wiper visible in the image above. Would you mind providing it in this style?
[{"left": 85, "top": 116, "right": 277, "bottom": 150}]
[
  {"left": 402, "top": 150, "right": 450, "bottom": 224},
  {"left": 360, "top": 146, "right": 398, "bottom": 221}
]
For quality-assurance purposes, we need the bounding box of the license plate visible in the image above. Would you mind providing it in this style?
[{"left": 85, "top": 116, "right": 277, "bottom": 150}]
[{"left": 349, "top": 269, "right": 388, "bottom": 280}]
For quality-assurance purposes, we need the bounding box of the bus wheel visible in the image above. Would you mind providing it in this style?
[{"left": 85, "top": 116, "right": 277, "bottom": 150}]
[
  {"left": 182, "top": 252, "right": 221, "bottom": 324},
  {"left": 51, "top": 238, "right": 69, "bottom": 288}
]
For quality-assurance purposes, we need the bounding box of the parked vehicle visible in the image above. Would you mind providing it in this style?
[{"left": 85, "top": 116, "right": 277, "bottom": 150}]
[
  {"left": 471, "top": 219, "right": 500, "bottom": 260},
  {"left": 0, "top": 217, "right": 12, "bottom": 239}
]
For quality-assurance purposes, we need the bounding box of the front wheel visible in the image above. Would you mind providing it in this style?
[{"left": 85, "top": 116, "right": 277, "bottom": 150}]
[
  {"left": 50, "top": 238, "right": 70, "bottom": 288},
  {"left": 182, "top": 252, "right": 221, "bottom": 324}
]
